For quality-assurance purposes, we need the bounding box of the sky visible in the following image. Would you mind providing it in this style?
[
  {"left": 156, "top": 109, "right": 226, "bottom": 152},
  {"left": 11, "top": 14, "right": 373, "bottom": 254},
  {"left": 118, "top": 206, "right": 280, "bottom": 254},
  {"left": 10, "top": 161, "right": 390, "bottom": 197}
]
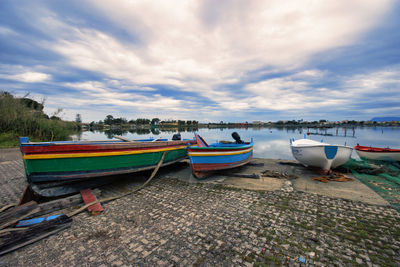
[{"left": 1, "top": 0, "right": 400, "bottom": 123}]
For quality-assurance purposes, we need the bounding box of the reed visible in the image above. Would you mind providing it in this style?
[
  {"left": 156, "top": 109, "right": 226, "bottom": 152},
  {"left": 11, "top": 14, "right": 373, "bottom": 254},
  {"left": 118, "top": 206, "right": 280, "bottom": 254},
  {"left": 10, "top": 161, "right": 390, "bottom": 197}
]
[{"left": 0, "top": 92, "right": 79, "bottom": 147}]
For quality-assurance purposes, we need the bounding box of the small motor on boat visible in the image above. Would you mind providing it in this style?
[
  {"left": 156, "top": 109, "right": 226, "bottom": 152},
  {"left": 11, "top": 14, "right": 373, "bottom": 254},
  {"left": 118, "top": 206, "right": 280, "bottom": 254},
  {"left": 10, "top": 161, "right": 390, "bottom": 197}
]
[
  {"left": 232, "top": 132, "right": 244, "bottom": 144},
  {"left": 172, "top": 133, "right": 181, "bottom": 140}
]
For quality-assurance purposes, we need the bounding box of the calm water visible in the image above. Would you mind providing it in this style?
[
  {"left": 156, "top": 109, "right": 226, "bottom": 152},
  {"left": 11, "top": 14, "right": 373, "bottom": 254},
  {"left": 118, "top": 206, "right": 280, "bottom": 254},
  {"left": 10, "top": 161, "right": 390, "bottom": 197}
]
[{"left": 74, "top": 126, "right": 400, "bottom": 160}]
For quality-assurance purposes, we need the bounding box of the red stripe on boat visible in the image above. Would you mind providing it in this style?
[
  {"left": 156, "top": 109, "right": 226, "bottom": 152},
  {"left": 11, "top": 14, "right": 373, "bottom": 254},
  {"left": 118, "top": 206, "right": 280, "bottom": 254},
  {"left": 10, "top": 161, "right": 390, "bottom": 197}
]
[
  {"left": 191, "top": 156, "right": 252, "bottom": 172},
  {"left": 354, "top": 145, "right": 400, "bottom": 153}
]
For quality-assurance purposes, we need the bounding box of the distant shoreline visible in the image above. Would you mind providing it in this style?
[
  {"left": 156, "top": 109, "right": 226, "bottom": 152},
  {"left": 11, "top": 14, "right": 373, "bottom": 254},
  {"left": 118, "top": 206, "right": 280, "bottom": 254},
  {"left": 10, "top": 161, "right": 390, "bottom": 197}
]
[
  {"left": 84, "top": 122, "right": 400, "bottom": 133},
  {"left": 91, "top": 121, "right": 400, "bottom": 128}
]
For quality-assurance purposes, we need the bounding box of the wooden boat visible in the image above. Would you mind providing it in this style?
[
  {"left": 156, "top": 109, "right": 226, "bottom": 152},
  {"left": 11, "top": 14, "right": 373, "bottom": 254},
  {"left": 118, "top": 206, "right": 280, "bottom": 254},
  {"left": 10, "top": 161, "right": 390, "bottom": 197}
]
[
  {"left": 19, "top": 137, "right": 195, "bottom": 196},
  {"left": 354, "top": 145, "right": 400, "bottom": 161},
  {"left": 187, "top": 133, "right": 254, "bottom": 178},
  {"left": 290, "top": 139, "right": 352, "bottom": 173}
]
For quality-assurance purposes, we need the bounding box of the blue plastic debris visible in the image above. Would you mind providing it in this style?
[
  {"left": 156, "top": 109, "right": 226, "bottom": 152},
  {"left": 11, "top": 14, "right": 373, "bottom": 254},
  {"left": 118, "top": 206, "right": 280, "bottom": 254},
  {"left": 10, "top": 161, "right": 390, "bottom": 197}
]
[
  {"left": 298, "top": 256, "right": 306, "bottom": 263},
  {"left": 16, "top": 214, "right": 63, "bottom": 227}
]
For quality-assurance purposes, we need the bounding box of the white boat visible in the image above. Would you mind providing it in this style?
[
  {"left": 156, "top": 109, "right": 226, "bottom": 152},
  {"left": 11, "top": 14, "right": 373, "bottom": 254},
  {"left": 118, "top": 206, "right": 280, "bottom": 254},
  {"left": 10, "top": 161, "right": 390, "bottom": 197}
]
[{"left": 290, "top": 139, "right": 353, "bottom": 172}]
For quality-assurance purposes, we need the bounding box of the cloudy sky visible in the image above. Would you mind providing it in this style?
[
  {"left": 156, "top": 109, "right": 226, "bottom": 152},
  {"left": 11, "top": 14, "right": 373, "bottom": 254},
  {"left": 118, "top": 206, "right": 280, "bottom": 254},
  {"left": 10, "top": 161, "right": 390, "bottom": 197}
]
[{"left": 1, "top": 0, "right": 399, "bottom": 123}]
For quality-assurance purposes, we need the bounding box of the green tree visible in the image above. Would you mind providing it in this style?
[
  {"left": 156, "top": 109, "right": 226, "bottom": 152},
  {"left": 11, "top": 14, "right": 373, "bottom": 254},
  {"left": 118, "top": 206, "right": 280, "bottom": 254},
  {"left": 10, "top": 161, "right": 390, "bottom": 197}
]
[
  {"left": 151, "top": 118, "right": 160, "bottom": 125},
  {"left": 75, "top": 114, "right": 82, "bottom": 124},
  {"left": 104, "top": 115, "right": 114, "bottom": 125}
]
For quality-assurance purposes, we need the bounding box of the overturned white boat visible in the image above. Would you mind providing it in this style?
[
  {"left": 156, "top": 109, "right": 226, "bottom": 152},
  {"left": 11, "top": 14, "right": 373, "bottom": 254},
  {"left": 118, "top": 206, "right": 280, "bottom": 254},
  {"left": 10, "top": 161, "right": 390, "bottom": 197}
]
[{"left": 290, "top": 139, "right": 353, "bottom": 172}]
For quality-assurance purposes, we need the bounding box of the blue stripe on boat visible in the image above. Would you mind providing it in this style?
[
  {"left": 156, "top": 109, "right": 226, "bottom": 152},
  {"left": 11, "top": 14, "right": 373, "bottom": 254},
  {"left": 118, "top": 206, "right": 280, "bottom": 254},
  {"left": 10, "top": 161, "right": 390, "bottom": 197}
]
[
  {"left": 324, "top": 146, "right": 338, "bottom": 159},
  {"left": 190, "top": 151, "right": 253, "bottom": 164}
]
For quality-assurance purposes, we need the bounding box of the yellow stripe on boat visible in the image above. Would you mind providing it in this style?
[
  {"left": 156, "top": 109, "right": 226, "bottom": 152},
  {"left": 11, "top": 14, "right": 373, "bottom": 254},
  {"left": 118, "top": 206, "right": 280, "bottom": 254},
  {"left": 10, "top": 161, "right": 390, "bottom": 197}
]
[
  {"left": 188, "top": 147, "right": 253, "bottom": 157},
  {"left": 23, "top": 146, "right": 187, "bottom": 160}
]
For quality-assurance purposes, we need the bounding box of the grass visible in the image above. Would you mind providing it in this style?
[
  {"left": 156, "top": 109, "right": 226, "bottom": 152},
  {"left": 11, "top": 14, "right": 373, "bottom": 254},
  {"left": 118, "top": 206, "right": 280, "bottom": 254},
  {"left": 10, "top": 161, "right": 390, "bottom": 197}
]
[
  {"left": 0, "top": 132, "right": 19, "bottom": 148},
  {"left": 0, "top": 91, "right": 79, "bottom": 147}
]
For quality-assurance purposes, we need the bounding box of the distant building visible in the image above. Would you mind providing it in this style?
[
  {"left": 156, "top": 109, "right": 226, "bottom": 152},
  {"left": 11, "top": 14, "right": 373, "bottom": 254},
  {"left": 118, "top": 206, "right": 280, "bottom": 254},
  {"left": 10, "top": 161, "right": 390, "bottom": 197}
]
[
  {"left": 252, "top": 121, "right": 263, "bottom": 125},
  {"left": 80, "top": 123, "right": 89, "bottom": 130}
]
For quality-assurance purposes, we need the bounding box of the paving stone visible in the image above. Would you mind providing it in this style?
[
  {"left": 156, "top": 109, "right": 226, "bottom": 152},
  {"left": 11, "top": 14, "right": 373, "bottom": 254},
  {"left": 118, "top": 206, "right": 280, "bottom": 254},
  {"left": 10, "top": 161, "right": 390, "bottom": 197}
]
[{"left": 0, "top": 169, "right": 399, "bottom": 266}]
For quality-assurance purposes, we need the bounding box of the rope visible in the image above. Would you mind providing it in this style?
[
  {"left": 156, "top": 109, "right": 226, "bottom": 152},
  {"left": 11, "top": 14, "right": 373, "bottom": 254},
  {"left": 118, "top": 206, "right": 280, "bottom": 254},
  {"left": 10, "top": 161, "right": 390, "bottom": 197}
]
[
  {"left": 0, "top": 203, "right": 17, "bottom": 213},
  {"left": 66, "top": 151, "right": 167, "bottom": 217}
]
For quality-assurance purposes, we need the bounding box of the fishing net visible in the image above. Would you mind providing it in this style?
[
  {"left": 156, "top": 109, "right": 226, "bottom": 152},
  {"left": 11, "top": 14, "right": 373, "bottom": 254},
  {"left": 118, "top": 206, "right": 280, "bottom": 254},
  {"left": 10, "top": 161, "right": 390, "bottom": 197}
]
[{"left": 342, "top": 159, "right": 400, "bottom": 211}]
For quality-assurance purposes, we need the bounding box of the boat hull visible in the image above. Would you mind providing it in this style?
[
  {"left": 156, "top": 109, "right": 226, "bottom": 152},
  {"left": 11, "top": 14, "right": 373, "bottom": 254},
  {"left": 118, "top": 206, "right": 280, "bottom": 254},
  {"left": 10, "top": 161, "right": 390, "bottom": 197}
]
[
  {"left": 188, "top": 142, "right": 254, "bottom": 178},
  {"left": 20, "top": 138, "right": 195, "bottom": 186},
  {"left": 291, "top": 139, "right": 352, "bottom": 171},
  {"left": 355, "top": 145, "right": 400, "bottom": 161}
]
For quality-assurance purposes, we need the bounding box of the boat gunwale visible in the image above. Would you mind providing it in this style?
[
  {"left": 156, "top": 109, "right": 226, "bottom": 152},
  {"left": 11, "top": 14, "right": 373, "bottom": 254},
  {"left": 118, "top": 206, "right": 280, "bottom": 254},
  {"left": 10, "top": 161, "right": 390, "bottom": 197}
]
[
  {"left": 188, "top": 142, "right": 254, "bottom": 151},
  {"left": 354, "top": 145, "right": 400, "bottom": 153}
]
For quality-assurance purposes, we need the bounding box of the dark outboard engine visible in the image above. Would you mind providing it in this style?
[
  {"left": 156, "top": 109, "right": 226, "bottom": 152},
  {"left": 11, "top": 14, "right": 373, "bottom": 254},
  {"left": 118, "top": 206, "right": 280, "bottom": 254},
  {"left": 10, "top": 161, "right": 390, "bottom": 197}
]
[
  {"left": 172, "top": 133, "right": 181, "bottom": 141},
  {"left": 232, "top": 132, "right": 244, "bottom": 144}
]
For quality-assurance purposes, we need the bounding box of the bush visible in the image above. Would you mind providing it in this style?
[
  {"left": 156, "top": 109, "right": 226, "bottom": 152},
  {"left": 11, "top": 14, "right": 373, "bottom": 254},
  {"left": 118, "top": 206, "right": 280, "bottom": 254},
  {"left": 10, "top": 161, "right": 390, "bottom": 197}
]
[{"left": 0, "top": 91, "right": 79, "bottom": 144}]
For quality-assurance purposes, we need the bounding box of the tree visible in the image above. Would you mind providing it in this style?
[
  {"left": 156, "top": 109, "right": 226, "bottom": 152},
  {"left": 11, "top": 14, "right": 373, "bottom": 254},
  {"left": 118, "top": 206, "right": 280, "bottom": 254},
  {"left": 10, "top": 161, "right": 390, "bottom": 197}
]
[
  {"left": 136, "top": 118, "right": 150, "bottom": 125},
  {"left": 75, "top": 114, "right": 82, "bottom": 124},
  {"left": 151, "top": 118, "right": 160, "bottom": 125},
  {"left": 50, "top": 116, "right": 61, "bottom": 120},
  {"left": 104, "top": 115, "right": 114, "bottom": 125}
]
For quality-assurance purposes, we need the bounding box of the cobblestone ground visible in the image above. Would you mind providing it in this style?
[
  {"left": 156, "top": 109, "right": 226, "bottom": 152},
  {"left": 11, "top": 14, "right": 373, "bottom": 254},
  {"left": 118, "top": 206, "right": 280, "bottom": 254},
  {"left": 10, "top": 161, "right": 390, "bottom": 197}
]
[
  {"left": 1, "top": 178, "right": 399, "bottom": 267},
  {"left": 0, "top": 160, "right": 26, "bottom": 206}
]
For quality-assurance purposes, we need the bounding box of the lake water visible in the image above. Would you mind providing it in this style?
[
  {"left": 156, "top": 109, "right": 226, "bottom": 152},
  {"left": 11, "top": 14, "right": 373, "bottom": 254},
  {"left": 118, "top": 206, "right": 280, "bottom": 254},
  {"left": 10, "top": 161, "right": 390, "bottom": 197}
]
[{"left": 74, "top": 126, "right": 400, "bottom": 160}]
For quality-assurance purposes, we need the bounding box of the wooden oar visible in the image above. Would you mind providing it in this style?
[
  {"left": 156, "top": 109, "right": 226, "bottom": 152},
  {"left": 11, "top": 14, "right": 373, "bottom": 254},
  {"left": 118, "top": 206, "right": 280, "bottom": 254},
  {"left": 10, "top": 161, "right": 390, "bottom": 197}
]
[{"left": 114, "top": 136, "right": 135, "bottom": 142}]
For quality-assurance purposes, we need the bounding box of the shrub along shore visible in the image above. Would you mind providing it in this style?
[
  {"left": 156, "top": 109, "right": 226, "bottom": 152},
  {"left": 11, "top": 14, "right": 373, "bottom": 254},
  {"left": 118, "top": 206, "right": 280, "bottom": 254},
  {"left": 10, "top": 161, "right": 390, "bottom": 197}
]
[{"left": 0, "top": 91, "right": 79, "bottom": 148}]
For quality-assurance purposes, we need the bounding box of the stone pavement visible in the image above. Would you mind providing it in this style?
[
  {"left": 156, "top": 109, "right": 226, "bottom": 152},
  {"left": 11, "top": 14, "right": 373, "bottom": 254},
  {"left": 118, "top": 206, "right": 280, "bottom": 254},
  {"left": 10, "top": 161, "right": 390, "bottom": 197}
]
[
  {"left": 1, "top": 177, "right": 399, "bottom": 266},
  {"left": 0, "top": 149, "right": 399, "bottom": 266},
  {"left": 0, "top": 153, "right": 26, "bottom": 207}
]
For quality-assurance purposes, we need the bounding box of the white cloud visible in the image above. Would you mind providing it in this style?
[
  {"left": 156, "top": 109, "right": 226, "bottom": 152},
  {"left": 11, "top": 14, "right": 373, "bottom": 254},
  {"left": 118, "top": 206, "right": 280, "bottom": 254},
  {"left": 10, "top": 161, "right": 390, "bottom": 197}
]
[
  {"left": 4, "top": 71, "right": 51, "bottom": 83},
  {"left": 3, "top": 0, "right": 396, "bottom": 122},
  {"left": 60, "top": 80, "right": 197, "bottom": 115},
  {"left": 0, "top": 26, "right": 19, "bottom": 36},
  {"left": 342, "top": 70, "right": 400, "bottom": 94},
  {"left": 44, "top": 0, "right": 393, "bottom": 103}
]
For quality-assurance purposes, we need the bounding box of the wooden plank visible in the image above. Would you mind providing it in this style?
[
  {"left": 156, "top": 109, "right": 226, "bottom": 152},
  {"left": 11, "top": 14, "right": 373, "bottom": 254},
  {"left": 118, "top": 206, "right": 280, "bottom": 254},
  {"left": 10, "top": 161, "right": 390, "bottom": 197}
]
[
  {"left": 0, "top": 215, "right": 72, "bottom": 256},
  {"left": 0, "top": 201, "right": 40, "bottom": 230},
  {"left": 18, "top": 185, "right": 36, "bottom": 205},
  {"left": 80, "top": 189, "right": 103, "bottom": 215},
  {"left": 28, "top": 189, "right": 101, "bottom": 218}
]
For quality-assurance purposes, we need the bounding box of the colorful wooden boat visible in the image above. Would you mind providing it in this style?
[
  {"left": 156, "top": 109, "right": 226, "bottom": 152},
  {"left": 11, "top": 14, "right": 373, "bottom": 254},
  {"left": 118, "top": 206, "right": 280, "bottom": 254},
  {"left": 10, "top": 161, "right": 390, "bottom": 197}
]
[
  {"left": 19, "top": 137, "right": 195, "bottom": 196},
  {"left": 187, "top": 133, "right": 254, "bottom": 178},
  {"left": 290, "top": 139, "right": 352, "bottom": 173},
  {"left": 354, "top": 145, "right": 400, "bottom": 161}
]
